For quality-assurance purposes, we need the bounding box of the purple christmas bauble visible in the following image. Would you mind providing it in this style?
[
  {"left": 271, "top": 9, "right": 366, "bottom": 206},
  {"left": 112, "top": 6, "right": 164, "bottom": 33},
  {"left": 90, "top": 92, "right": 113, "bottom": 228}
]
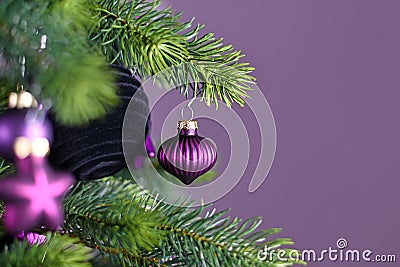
[
  {"left": 157, "top": 120, "right": 217, "bottom": 185},
  {"left": 0, "top": 109, "right": 53, "bottom": 161}
]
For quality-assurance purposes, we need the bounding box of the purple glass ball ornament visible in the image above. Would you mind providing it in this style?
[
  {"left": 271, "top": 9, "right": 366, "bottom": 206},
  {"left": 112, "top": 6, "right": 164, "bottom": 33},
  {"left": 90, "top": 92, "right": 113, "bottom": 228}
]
[
  {"left": 157, "top": 120, "right": 217, "bottom": 185},
  {"left": 0, "top": 109, "right": 53, "bottom": 161}
]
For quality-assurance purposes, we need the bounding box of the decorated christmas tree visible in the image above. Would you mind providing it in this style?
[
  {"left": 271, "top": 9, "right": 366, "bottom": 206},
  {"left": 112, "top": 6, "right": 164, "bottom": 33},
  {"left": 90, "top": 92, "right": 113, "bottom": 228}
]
[{"left": 0, "top": 1, "right": 304, "bottom": 266}]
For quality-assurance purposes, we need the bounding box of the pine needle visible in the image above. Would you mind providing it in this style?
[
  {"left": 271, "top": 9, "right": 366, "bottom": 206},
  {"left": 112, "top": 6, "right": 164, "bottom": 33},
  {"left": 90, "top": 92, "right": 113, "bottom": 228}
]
[
  {"left": 90, "top": 0, "right": 256, "bottom": 108},
  {"left": 63, "top": 178, "right": 304, "bottom": 267},
  {"left": 0, "top": 0, "right": 118, "bottom": 125},
  {"left": 0, "top": 233, "right": 92, "bottom": 267}
]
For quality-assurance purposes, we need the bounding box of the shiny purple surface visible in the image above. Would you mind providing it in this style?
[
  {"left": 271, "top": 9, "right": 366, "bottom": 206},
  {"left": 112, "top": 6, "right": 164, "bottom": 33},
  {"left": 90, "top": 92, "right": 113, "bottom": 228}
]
[
  {"left": 0, "top": 109, "right": 53, "bottom": 160},
  {"left": 17, "top": 231, "right": 47, "bottom": 245},
  {"left": 132, "top": 136, "right": 156, "bottom": 169},
  {"left": 145, "top": 135, "right": 156, "bottom": 158},
  {"left": 0, "top": 156, "right": 74, "bottom": 235},
  {"left": 179, "top": 128, "right": 197, "bottom": 136},
  {"left": 158, "top": 130, "right": 217, "bottom": 185}
]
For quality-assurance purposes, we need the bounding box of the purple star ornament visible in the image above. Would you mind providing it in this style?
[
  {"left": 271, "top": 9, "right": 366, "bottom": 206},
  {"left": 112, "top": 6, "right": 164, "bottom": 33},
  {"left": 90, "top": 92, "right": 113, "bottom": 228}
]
[{"left": 0, "top": 156, "right": 74, "bottom": 235}]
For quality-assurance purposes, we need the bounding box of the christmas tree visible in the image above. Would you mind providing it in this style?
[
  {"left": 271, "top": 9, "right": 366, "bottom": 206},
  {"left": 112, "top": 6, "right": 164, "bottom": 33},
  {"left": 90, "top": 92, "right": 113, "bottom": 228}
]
[{"left": 0, "top": 1, "right": 304, "bottom": 266}]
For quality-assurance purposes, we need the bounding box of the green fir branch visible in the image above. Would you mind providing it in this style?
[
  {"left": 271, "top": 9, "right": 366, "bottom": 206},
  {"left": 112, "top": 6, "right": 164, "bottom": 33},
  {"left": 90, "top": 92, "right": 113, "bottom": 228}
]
[
  {"left": 90, "top": 0, "right": 186, "bottom": 76},
  {"left": 63, "top": 179, "right": 167, "bottom": 267},
  {"left": 90, "top": 0, "right": 255, "bottom": 107},
  {"left": 0, "top": 233, "right": 92, "bottom": 267},
  {"left": 0, "top": 158, "right": 13, "bottom": 178},
  {"left": 63, "top": 178, "right": 303, "bottom": 267},
  {"left": 153, "top": 204, "right": 304, "bottom": 266},
  {"left": 0, "top": 158, "right": 12, "bottom": 222},
  {"left": 0, "top": 0, "right": 117, "bottom": 125},
  {"left": 0, "top": 78, "right": 14, "bottom": 112}
]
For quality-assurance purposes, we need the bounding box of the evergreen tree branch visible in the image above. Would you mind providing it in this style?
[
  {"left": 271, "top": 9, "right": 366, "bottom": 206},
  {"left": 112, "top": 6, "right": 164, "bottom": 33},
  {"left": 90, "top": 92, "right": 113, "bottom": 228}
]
[
  {"left": 0, "top": 158, "right": 13, "bottom": 223},
  {"left": 0, "top": 233, "right": 92, "bottom": 267},
  {"left": 0, "top": 0, "right": 118, "bottom": 125},
  {"left": 63, "top": 177, "right": 304, "bottom": 267},
  {"left": 90, "top": 0, "right": 255, "bottom": 108},
  {"left": 0, "top": 158, "right": 13, "bottom": 179},
  {"left": 63, "top": 179, "right": 167, "bottom": 267},
  {"left": 152, "top": 204, "right": 304, "bottom": 266},
  {"left": 0, "top": 78, "right": 14, "bottom": 112}
]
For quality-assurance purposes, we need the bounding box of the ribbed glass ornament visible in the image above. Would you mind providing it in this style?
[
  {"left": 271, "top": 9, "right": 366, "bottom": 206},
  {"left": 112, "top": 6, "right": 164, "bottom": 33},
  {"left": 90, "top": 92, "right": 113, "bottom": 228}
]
[{"left": 157, "top": 120, "right": 217, "bottom": 185}]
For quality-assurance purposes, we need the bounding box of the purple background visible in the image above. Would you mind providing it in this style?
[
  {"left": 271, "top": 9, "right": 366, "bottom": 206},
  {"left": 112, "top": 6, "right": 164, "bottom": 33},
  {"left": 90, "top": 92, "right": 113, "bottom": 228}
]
[{"left": 164, "top": 1, "right": 399, "bottom": 266}]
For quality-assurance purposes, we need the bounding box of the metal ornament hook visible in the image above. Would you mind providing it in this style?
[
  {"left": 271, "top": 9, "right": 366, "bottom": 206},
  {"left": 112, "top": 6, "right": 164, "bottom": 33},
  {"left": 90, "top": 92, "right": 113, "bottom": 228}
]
[
  {"left": 181, "top": 105, "right": 194, "bottom": 121},
  {"left": 181, "top": 97, "right": 196, "bottom": 120}
]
